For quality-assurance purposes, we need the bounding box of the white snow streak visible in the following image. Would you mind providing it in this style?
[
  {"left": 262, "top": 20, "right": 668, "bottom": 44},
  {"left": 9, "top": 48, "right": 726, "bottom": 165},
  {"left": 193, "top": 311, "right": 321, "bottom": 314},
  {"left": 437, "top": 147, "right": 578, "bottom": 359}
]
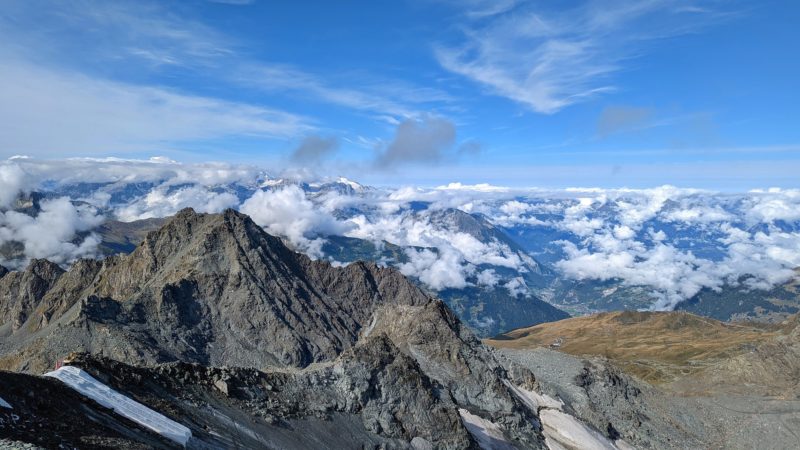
[
  {"left": 458, "top": 408, "right": 516, "bottom": 450},
  {"left": 540, "top": 409, "right": 617, "bottom": 450},
  {"left": 504, "top": 381, "right": 631, "bottom": 450},
  {"left": 45, "top": 366, "right": 191, "bottom": 445}
]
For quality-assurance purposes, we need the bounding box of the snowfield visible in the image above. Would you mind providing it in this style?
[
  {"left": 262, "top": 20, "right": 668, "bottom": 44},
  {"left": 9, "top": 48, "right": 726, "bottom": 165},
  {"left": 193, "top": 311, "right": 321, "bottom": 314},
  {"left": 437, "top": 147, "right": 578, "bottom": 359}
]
[
  {"left": 458, "top": 408, "right": 516, "bottom": 450},
  {"left": 502, "top": 379, "right": 564, "bottom": 411},
  {"left": 540, "top": 409, "right": 618, "bottom": 450},
  {"left": 45, "top": 366, "right": 191, "bottom": 445}
]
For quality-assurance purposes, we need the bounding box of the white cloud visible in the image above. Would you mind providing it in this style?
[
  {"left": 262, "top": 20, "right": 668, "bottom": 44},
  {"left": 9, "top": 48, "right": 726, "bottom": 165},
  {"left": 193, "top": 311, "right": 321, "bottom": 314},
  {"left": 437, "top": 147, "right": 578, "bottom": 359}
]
[
  {"left": 343, "top": 202, "right": 531, "bottom": 294},
  {"left": 115, "top": 186, "right": 239, "bottom": 221},
  {"left": 0, "top": 198, "right": 104, "bottom": 268},
  {"left": 399, "top": 248, "right": 472, "bottom": 290},
  {"left": 662, "top": 205, "right": 732, "bottom": 223},
  {"left": 435, "top": 183, "right": 510, "bottom": 193},
  {"left": 0, "top": 158, "right": 270, "bottom": 226},
  {"left": 504, "top": 276, "right": 529, "bottom": 298},
  {"left": 3, "top": 157, "right": 267, "bottom": 202},
  {"left": 436, "top": 1, "right": 724, "bottom": 113},
  {"left": 0, "top": 163, "right": 33, "bottom": 208},
  {"left": 547, "top": 187, "right": 800, "bottom": 309},
  {"left": 612, "top": 225, "right": 636, "bottom": 240},
  {"left": 499, "top": 200, "right": 531, "bottom": 215},
  {"left": 240, "top": 186, "right": 352, "bottom": 258},
  {"left": 744, "top": 189, "right": 800, "bottom": 223},
  {"left": 613, "top": 186, "right": 679, "bottom": 229},
  {"left": 273, "top": 182, "right": 800, "bottom": 304},
  {"left": 557, "top": 240, "right": 722, "bottom": 309},
  {"left": 0, "top": 61, "right": 310, "bottom": 155},
  {"left": 476, "top": 268, "right": 500, "bottom": 287},
  {"left": 2, "top": 157, "right": 799, "bottom": 313}
]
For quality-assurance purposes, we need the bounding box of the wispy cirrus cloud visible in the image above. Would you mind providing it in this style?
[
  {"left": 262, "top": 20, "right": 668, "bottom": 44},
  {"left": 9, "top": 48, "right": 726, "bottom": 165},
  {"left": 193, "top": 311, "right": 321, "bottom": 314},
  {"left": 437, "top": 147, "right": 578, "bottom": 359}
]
[
  {"left": 0, "top": 61, "right": 311, "bottom": 155},
  {"left": 0, "top": 0, "right": 461, "bottom": 157},
  {"left": 435, "top": 0, "right": 730, "bottom": 114},
  {"left": 0, "top": 1, "right": 313, "bottom": 155},
  {"left": 429, "top": 0, "right": 518, "bottom": 19},
  {"left": 1, "top": 0, "right": 233, "bottom": 70},
  {"left": 243, "top": 64, "right": 455, "bottom": 123}
]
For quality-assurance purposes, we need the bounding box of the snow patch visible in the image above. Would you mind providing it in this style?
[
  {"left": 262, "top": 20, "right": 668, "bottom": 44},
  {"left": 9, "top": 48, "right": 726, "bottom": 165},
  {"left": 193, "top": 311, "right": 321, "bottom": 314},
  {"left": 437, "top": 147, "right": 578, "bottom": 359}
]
[
  {"left": 0, "top": 396, "right": 12, "bottom": 409},
  {"left": 458, "top": 408, "right": 516, "bottom": 450},
  {"left": 503, "top": 381, "right": 627, "bottom": 450},
  {"left": 45, "top": 366, "right": 191, "bottom": 445},
  {"left": 362, "top": 315, "right": 378, "bottom": 338},
  {"left": 337, "top": 177, "right": 363, "bottom": 190},
  {"left": 540, "top": 409, "right": 617, "bottom": 450},
  {"left": 502, "top": 380, "right": 564, "bottom": 411}
]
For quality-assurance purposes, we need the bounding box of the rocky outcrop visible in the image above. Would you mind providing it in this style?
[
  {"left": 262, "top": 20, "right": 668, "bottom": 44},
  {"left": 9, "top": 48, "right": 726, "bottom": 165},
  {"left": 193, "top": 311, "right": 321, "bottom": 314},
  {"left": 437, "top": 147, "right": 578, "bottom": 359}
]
[
  {"left": 0, "top": 259, "right": 64, "bottom": 334},
  {"left": 43, "top": 348, "right": 477, "bottom": 449},
  {"left": 496, "top": 348, "right": 706, "bottom": 449}
]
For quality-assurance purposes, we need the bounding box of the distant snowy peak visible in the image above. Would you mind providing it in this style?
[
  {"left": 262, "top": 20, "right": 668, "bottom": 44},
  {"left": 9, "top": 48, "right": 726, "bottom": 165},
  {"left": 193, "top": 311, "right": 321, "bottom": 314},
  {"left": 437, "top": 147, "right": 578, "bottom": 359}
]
[
  {"left": 262, "top": 176, "right": 370, "bottom": 197},
  {"left": 335, "top": 176, "right": 364, "bottom": 191}
]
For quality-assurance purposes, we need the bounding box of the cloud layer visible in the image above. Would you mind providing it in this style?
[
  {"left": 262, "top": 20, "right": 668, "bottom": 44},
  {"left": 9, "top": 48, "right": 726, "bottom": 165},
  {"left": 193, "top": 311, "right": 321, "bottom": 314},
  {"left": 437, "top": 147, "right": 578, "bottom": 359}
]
[{"left": 2, "top": 157, "right": 799, "bottom": 312}]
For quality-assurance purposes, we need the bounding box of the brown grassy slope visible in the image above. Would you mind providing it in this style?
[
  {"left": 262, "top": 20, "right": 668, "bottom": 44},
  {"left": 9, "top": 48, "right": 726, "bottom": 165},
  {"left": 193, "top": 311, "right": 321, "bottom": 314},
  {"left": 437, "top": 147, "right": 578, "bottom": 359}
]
[{"left": 486, "top": 310, "right": 782, "bottom": 384}]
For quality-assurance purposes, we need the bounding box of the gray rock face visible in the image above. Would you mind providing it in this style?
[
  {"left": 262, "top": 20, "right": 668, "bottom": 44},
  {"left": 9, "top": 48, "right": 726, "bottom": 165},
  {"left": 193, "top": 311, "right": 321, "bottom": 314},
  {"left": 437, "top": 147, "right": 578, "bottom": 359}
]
[
  {"left": 0, "top": 259, "right": 64, "bottom": 334},
  {"left": 498, "top": 347, "right": 728, "bottom": 449},
  {"left": 0, "top": 208, "right": 548, "bottom": 448},
  {"left": 498, "top": 343, "right": 800, "bottom": 450},
  {"left": 42, "top": 347, "right": 475, "bottom": 449}
]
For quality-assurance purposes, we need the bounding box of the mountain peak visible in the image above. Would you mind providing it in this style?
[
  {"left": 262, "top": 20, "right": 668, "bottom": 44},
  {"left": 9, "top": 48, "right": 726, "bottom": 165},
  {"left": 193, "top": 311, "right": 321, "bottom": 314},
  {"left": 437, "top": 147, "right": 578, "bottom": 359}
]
[
  {"left": 130, "top": 206, "right": 290, "bottom": 275},
  {"left": 25, "top": 259, "right": 65, "bottom": 278},
  {"left": 2, "top": 209, "right": 450, "bottom": 372}
]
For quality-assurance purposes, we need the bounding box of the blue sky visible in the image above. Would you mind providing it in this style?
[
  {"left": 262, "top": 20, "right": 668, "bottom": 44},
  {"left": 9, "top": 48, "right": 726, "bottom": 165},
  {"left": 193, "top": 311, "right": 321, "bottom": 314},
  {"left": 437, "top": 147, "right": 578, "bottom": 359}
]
[{"left": 0, "top": 0, "right": 798, "bottom": 188}]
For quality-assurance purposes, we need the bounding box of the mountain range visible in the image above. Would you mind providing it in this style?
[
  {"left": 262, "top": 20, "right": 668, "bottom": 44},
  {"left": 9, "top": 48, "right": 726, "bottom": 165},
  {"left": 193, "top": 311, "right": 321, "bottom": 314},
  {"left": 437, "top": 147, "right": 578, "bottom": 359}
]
[
  {"left": 1, "top": 205, "right": 799, "bottom": 448},
  {"left": 7, "top": 177, "right": 798, "bottom": 336},
  {"left": 0, "top": 208, "right": 616, "bottom": 449}
]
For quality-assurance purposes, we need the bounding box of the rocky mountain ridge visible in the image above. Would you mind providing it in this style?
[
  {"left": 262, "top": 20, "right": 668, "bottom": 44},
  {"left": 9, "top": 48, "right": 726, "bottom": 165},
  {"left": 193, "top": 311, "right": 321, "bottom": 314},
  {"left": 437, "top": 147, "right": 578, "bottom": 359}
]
[{"left": 0, "top": 208, "right": 549, "bottom": 448}]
